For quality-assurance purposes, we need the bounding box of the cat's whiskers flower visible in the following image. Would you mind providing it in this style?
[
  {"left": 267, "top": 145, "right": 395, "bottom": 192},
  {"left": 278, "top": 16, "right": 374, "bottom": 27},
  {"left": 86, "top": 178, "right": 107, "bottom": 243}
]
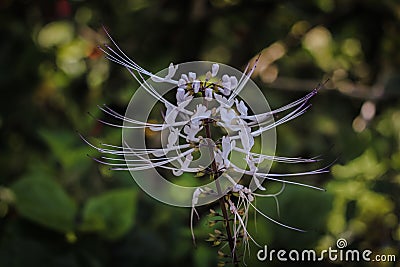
[{"left": 84, "top": 29, "right": 330, "bottom": 264}]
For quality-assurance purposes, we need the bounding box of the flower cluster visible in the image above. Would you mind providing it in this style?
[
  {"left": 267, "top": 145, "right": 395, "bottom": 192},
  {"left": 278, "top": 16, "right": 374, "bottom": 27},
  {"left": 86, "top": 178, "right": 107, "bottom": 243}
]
[{"left": 83, "top": 29, "right": 329, "bottom": 265}]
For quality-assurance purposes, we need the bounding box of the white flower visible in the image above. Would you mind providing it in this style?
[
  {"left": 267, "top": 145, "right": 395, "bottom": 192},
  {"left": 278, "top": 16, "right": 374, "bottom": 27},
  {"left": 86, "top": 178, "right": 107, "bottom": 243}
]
[
  {"left": 89, "top": 31, "right": 330, "bottom": 258},
  {"left": 220, "top": 75, "right": 238, "bottom": 96},
  {"left": 176, "top": 87, "right": 193, "bottom": 105},
  {"left": 191, "top": 104, "right": 211, "bottom": 125},
  {"left": 184, "top": 123, "right": 202, "bottom": 142}
]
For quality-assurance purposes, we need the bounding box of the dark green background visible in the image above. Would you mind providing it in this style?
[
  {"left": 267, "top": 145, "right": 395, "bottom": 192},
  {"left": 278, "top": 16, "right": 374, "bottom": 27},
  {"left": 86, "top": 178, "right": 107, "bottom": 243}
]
[{"left": 0, "top": 0, "right": 399, "bottom": 266}]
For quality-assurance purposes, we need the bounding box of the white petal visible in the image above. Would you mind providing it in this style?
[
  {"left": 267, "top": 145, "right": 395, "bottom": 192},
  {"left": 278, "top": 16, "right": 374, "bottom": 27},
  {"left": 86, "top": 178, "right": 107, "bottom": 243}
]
[
  {"left": 192, "top": 104, "right": 211, "bottom": 123},
  {"left": 248, "top": 194, "right": 254, "bottom": 202},
  {"left": 229, "top": 76, "right": 238, "bottom": 89},
  {"left": 214, "top": 150, "right": 224, "bottom": 169},
  {"left": 239, "top": 128, "right": 254, "bottom": 151},
  {"left": 152, "top": 149, "right": 166, "bottom": 157},
  {"left": 173, "top": 169, "right": 183, "bottom": 176},
  {"left": 165, "top": 106, "right": 179, "bottom": 125},
  {"left": 214, "top": 93, "right": 233, "bottom": 108},
  {"left": 221, "top": 136, "right": 232, "bottom": 160},
  {"left": 184, "top": 124, "right": 202, "bottom": 142},
  {"left": 192, "top": 187, "right": 203, "bottom": 204},
  {"left": 211, "top": 64, "right": 219, "bottom": 77},
  {"left": 223, "top": 87, "right": 231, "bottom": 96},
  {"left": 221, "top": 75, "right": 232, "bottom": 95},
  {"left": 182, "top": 153, "right": 193, "bottom": 169},
  {"left": 167, "top": 128, "right": 179, "bottom": 149},
  {"left": 246, "top": 156, "right": 257, "bottom": 172},
  {"left": 205, "top": 88, "right": 213, "bottom": 101},
  {"left": 253, "top": 176, "right": 266, "bottom": 191},
  {"left": 166, "top": 63, "right": 178, "bottom": 79},
  {"left": 176, "top": 88, "right": 186, "bottom": 103},
  {"left": 181, "top": 74, "right": 189, "bottom": 82},
  {"left": 174, "top": 153, "right": 194, "bottom": 176},
  {"left": 220, "top": 107, "right": 237, "bottom": 125},
  {"left": 193, "top": 80, "right": 200, "bottom": 93},
  {"left": 178, "top": 78, "right": 186, "bottom": 87},
  {"left": 189, "top": 72, "right": 196, "bottom": 80},
  {"left": 235, "top": 99, "right": 248, "bottom": 116}
]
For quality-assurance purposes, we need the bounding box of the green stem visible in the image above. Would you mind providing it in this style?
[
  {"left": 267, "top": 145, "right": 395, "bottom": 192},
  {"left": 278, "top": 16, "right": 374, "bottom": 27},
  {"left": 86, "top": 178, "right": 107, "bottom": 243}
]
[{"left": 204, "top": 121, "right": 239, "bottom": 267}]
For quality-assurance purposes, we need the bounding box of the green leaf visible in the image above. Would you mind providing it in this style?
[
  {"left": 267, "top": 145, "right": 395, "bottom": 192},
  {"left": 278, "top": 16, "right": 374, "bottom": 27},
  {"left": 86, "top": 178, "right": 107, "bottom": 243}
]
[
  {"left": 11, "top": 177, "right": 77, "bottom": 233},
  {"left": 80, "top": 189, "right": 137, "bottom": 240},
  {"left": 38, "top": 129, "right": 92, "bottom": 171}
]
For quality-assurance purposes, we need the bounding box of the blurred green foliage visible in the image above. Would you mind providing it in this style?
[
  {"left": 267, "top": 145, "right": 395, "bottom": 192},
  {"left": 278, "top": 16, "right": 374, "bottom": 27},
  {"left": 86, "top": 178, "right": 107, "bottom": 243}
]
[
  {"left": 12, "top": 176, "right": 77, "bottom": 233},
  {"left": 0, "top": 0, "right": 399, "bottom": 266},
  {"left": 80, "top": 189, "right": 137, "bottom": 240}
]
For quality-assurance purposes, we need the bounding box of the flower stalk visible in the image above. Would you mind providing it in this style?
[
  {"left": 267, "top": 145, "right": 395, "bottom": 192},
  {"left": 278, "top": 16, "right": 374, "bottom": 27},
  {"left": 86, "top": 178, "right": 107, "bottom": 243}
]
[{"left": 204, "top": 120, "right": 239, "bottom": 266}]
